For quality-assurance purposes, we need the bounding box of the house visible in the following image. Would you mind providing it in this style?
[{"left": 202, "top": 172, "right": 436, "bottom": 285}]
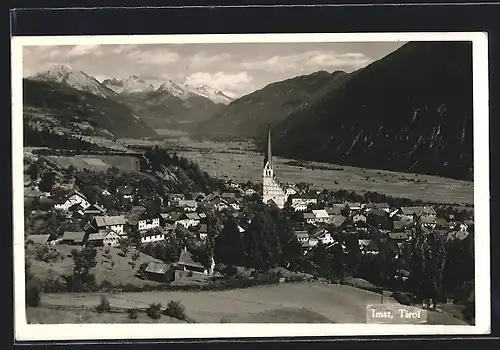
[
  {"left": 54, "top": 190, "right": 91, "bottom": 211},
  {"left": 326, "top": 206, "right": 343, "bottom": 216},
  {"left": 193, "top": 193, "right": 206, "bottom": 202},
  {"left": 294, "top": 230, "right": 310, "bottom": 243},
  {"left": 83, "top": 203, "right": 107, "bottom": 216},
  {"left": 285, "top": 185, "right": 298, "bottom": 196},
  {"left": 175, "top": 213, "right": 201, "bottom": 229},
  {"left": 352, "top": 213, "right": 367, "bottom": 223},
  {"left": 226, "top": 180, "right": 240, "bottom": 189},
  {"left": 176, "top": 247, "right": 214, "bottom": 275},
  {"left": 172, "top": 199, "right": 198, "bottom": 212},
  {"left": 198, "top": 224, "right": 208, "bottom": 241},
  {"left": 301, "top": 237, "right": 319, "bottom": 251},
  {"left": 166, "top": 193, "right": 185, "bottom": 205},
  {"left": 137, "top": 212, "right": 161, "bottom": 232},
  {"left": 393, "top": 220, "right": 408, "bottom": 231},
  {"left": 358, "top": 239, "right": 380, "bottom": 254},
  {"left": 25, "top": 234, "right": 55, "bottom": 245},
  {"left": 310, "top": 227, "right": 334, "bottom": 245},
  {"left": 101, "top": 189, "right": 112, "bottom": 196},
  {"left": 435, "top": 218, "right": 451, "bottom": 229},
  {"left": 291, "top": 197, "right": 318, "bottom": 211},
  {"left": 346, "top": 202, "right": 363, "bottom": 211},
  {"left": 144, "top": 261, "right": 175, "bottom": 283},
  {"left": 226, "top": 198, "right": 241, "bottom": 211},
  {"left": 60, "top": 231, "right": 87, "bottom": 245},
  {"left": 446, "top": 230, "right": 470, "bottom": 241},
  {"left": 312, "top": 209, "right": 330, "bottom": 223},
  {"left": 92, "top": 215, "right": 126, "bottom": 236},
  {"left": 211, "top": 197, "right": 229, "bottom": 211},
  {"left": 365, "top": 202, "right": 391, "bottom": 213},
  {"left": 159, "top": 212, "right": 182, "bottom": 227},
  {"left": 116, "top": 186, "right": 135, "bottom": 200},
  {"left": 330, "top": 215, "right": 348, "bottom": 228},
  {"left": 244, "top": 188, "right": 257, "bottom": 196},
  {"left": 420, "top": 215, "right": 437, "bottom": 229},
  {"left": 388, "top": 231, "right": 410, "bottom": 242},
  {"left": 140, "top": 229, "right": 167, "bottom": 244},
  {"left": 87, "top": 229, "right": 120, "bottom": 247}
]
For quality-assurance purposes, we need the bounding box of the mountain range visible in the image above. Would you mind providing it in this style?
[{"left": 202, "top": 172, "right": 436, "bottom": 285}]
[{"left": 23, "top": 42, "right": 474, "bottom": 181}]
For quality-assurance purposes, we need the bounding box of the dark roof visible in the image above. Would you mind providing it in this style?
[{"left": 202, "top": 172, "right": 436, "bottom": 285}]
[
  {"left": 370, "top": 209, "right": 387, "bottom": 217},
  {"left": 117, "top": 186, "right": 134, "bottom": 195},
  {"left": 88, "top": 232, "right": 106, "bottom": 241},
  {"left": 61, "top": 231, "right": 86, "bottom": 242},
  {"left": 303, "top": 212, "right": 315, "bottom": 219},
  {"left": 178, "top": 250, "right": 204, "bottom": 269},
  {"left": 94, "top": 215, "right": 126, "bottom": 227},
  {"left": 388, "top": 232, "right": 410, "bottom": 240},
  {"left": 26, "top": 234, "right": 51, "bottom": 245},
  {"left": 393, "top": 220, "right": 407, "bottom": 231}
]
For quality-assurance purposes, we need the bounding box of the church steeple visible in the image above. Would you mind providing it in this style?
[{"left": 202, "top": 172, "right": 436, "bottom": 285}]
[{"left": 264, "top": 123, "right": 272, "bottom": 169}]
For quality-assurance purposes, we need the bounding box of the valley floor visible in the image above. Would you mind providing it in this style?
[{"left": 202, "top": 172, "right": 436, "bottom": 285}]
[{"left": 166, "top": 136, "right": 474, "bottom": 205}]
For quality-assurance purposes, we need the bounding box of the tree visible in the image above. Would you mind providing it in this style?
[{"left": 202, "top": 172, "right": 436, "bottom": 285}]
[
  {"left": 408, "top": 217, "right": 447, "bottom": 308},
  {"left": 214, "top": 216, "right": 243, "bottom": 266},
  {"left": 69, "top": 246, "right": 98, "bottom": 292},
  {"left": 28, "top": 162, "right": 40, "bottom": 181},
  {"left": 39, "top": 171, "right": 55, "bottom": 193},
  {"left": 343, "top": 234, "right": 362, "bottom": 276}
]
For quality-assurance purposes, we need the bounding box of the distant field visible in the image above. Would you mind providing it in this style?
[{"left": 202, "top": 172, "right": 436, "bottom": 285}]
[
  {"left": 45, "top": 155, "right": 140, "bottom": 172},
  {"left": 172, "top": 138, "right": 474, "bottom": 205},
  {"left": 40, "top": 283, "right": 467, "bottom": 325}
]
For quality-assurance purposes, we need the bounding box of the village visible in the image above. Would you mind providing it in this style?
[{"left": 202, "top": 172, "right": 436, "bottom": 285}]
[{"left": 24, "top": 167, "right": 474, "bottom": 284}]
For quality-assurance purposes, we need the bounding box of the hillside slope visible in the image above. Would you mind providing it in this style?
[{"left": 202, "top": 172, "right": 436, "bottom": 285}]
[
  {"left": 271, "top": 41, "right": 473, "bottom": 181},
  {"left": 23, "top": 78, "right": 157, "bottom": 139},
  {"left": 193, "top": 70, "right": 351, "bottom": 140}
]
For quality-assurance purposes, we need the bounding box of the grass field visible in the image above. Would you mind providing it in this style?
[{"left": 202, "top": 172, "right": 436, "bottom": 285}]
[
  {"left": 26, "top": 307, "right": 183, "bottom": 324},
  {"left": 39, "top": 282, "right": 467, "bottom": 324},
  {"left": 45, "top": 155, "right": 140, "bottom": 172},
  {"left": 172, "top": 138, "right": 473, "bottom": 205},
  {"left": 26, "top": 243, "right": 163, "bottom": 287}
]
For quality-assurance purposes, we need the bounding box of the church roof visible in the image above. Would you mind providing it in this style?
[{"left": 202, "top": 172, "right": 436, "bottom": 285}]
[{"left": 263, "top": 123, "right": 272, "bottom": 168}]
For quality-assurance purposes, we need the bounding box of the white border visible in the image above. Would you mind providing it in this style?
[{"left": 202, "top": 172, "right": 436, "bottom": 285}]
[{"left": 12, "top": 32, "right": 490, "bottom": 341}]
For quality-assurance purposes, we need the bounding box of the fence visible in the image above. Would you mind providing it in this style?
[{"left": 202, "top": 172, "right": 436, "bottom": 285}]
[{"left": 38, "top": 302, "right": 197, "bottom": 323}]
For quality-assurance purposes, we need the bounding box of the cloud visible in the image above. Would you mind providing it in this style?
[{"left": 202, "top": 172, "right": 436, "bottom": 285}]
[
  {"left": 241, "top": 50, "right": 371, "bottom": 72},
  {"left": 66, "top": 45, "right": 103, "bottom": 58},
  {"left": 126, "top": 49, "right": 179, "bottom": 65},
  {"left": 184, "top": 71, "right": 253, "bottom": 92},
  {"left": 186, "top": 52, "right": 232, "bottom": 69}
]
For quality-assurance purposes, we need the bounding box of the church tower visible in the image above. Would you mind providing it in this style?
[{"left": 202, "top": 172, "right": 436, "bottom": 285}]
[{"left": 262, "top": 124, "right": 287, "bottom": 208}]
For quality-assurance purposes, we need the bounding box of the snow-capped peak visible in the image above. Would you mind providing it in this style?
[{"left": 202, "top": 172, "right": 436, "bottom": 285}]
[
  {"left": 188, "top": 84, "right": 234, "bottom": 105},
  {"left": 102, "top": 75, "right": 155, "bottom": 94},
  {"left": 156, "top": 79, "right": 235, "bottom": 105},
  {"left": 29, "top": 64, "right": 115, "bottom": 98}
]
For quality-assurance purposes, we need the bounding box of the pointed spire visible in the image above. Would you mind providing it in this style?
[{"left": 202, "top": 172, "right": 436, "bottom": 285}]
[{"left": 264, "top": 123, "right": 272, "bottom": 168}]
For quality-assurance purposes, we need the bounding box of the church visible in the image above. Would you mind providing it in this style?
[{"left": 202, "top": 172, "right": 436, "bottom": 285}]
[{"left": 262, "top": 124, "right": 297, "bottom": 209}]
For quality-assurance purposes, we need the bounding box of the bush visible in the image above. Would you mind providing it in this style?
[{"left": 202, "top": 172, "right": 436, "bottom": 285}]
[
  {"left": 146, "top": 303, "right": 162, "bottom": 319},
  {"left": 163, "top": 300, "right": 186, "bottom": 319},
  {"left": 26, "top": 282, "right": 41, "bottom": 307},
  {"left": 220, "top": 317, "right": 230, "bottom": 323},
  {"left": 95, "top": 295, "right": 111, "bottom": 313},
  {"left": 128, "top": 308, "right": 139, "bottom": 320}
]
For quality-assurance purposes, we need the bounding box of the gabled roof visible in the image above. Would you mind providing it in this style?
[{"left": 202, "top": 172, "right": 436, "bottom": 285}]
[
  {"left": 303, "top": 212, "right": 315, "bottom": 220},
  {"left": 401, "top": 206, "right": 424, "bottom": 215},
  {"left": 178, "top": 250, "right": 204, "bottom": 269},
  {"left": 84, "top": 203, "right": 106, "bottom": 213},
  {"left": 26, "top": 234, "right": 52, "bottom": 245},
  {"left": 435, "top": 218, "right": 450, "bottom": 227},
  {"left": 370, "top": 209, "right": 387, "bottom": 217},
  {"left": 312, "top": 209, "right": 329, "bottom": 218},
  {"left": 330, "top": 215, "right": 347, "bottom": 227},
  {"left": 179, "top": 212, "right": 201, "bottom": 221},
  {"left": 421, "top": 215, "right": 437, "bottom": 224},
  {"left": 145, "top": 261, "right": 170, "bottom": 274},
  {"left": 198, "top": 224, "right": 208, "bottom": 233},
  {"left": 117, "top": 186, "right": 134, "bottom": 195},
  {"left": 294, "top": 230, "right": 309, "bottom": 239},
  {"left": 61, "top": 231, "right": 86, "bottom": 242},
  {"left": 326, "top": 207, "right": 343, "bottom": 215},
  {"left": 88, "top": 232, "right": 106, "bottom": 241},
  {"left": 95, "top": 215, "right": 126, "bottom": 227},
  {"left": 388, "top": 232, "right": 410, "bottom": 240},
  {"left": 393, "top": 220, "right": 407, "bottom": 231},
  {"left": 173, "top": 199, "right": 197, "bottom": 207}
]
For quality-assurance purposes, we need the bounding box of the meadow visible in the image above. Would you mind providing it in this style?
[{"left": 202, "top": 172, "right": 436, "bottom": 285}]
[
  {"left": 37, "top": 282, "right": 468, "bottom": 324},
  {"left": 45, "top": 155, "right": 141, "bottom": 172}
]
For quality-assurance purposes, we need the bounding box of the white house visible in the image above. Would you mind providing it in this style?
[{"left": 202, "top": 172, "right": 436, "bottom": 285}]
[
  {"left": 227, "top": 198, "right": 241, "bottom": 211},
  {"left": 311, "top": 228, "right": 334, "bottom": 245},
  {"left": 291, "top": 200, "right": 309, "bottom": 212},
  {"left": 175, "top": 213, "right": 201, "bottom": 229},
  {"left": 138, "top": 216, "right": 161, "bottom": 231},
  {"left": 312, "top": 209, "right": 330, "bottom": 223},
  {"left": 211, "top": 197, "right": 229, "bottom": 211},
  {"left": 226, "top": 180, "right": 240, "bottom": 189},
  {"left": 291, "top": 197, "right": 317, "bottom": 208},
  {"left": 244, "top": 188, "right": 257, "bottom": 196},
  {"left": 285, "top": 185, "right": 298, "bottom": 196},
  {"left": 140, "top": 230, "right": 167, "bottom": 244},
  {"left": 93, "top": 215, "right": 126, "bottom": 236},
  {"left": 352, "top": 213, "right": 368, "bottom": 223},
  {"left": 54, "top": 190, "right": 91, "bottom": 211}
]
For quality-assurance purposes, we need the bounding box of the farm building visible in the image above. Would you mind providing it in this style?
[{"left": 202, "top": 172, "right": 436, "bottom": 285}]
[
  {"left": 25, "top": 234, "right": 55, "bottom": 245},
  {"left": 176, "top": 248, "right": 214, "bottom": 275},
  {"left": 92, "top": 215, "right": 126, "bottom": 235},
  {"left": 54, "top": 190, "right": 91, "bottom": 211},
  {"left": 87, "top": 230, "right": 121, "bottom": 247},
  {"left": 144, "top": 261, "right": 175, "bottom": 283},
  {"left": 83, "top": 203, "right": 107, "bottom": 216},
  {"left": 60, "top": 231, "right": 87, "bottom": 245}
]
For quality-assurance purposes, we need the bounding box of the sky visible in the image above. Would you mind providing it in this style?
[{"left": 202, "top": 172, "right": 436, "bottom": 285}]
[{"left": 23, "top": 42, "right": 406, "bottom": 97}]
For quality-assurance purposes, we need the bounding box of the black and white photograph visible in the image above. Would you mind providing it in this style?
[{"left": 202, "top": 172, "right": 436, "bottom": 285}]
[{"left": 12, "top": 33, "right": 490, "bottom": 340}]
